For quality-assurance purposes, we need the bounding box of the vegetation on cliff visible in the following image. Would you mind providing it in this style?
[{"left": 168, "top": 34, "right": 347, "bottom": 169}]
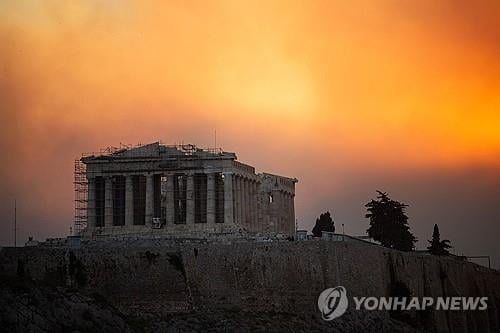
[
  {"left": 312, "top": 211, "right": 336, "bottom": 237},
  {"left": 366, "top": 191, "right": 417, "bottom": 251},
  {"left": 427, "top": 224, "right": 452, "bottom": 255}
]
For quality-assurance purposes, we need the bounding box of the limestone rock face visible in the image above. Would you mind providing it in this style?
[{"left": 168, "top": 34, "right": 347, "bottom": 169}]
[
  {"left": 1, "top": 241, "right": 499, "bottom": 332},
  {"left": 0, "top": 280, "right": 417, "bottom": 333},
  {"left": 0, "top": 278, "right": 129, "bottom": 332}
]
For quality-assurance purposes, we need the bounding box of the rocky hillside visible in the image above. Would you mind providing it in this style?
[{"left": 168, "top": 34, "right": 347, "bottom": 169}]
[
  {"left": 0, "top": 275, "right": 418, "bottom": 332},
  {"left": 0, "top": 240, "right": 499, "bottom": 332},
  {"left": 0, "top": 275, "right": 129, "bottom": 332}
]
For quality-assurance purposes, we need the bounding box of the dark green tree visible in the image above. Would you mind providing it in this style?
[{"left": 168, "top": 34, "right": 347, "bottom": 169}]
[
  {"left": 312, "top": 211, "right": 335, "bottom": 237},
  {"left": 366, "top": 191, "right": 416, "bottom": 251},
  {"left": 427, "top": 224, "right": 452, "bottom": 255}
]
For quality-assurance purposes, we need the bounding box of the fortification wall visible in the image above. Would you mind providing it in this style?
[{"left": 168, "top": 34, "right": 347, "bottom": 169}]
[{"left": 0, "top": 241, "right": 499, "bottom": 332}]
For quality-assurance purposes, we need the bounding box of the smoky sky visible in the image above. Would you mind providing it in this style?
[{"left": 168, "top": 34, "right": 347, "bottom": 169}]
[{"left": 0, "top": 1, "right": 499, "bottom": 268}]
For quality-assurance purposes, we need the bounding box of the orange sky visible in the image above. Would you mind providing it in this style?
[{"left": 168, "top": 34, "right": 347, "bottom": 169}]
[{"left": 1, "top": 1, "right": 499, "bottom": 265}]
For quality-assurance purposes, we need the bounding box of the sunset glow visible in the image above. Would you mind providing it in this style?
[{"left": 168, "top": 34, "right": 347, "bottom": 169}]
[{"left": 1, "top": 1, "right": 499, "bottom": 265}]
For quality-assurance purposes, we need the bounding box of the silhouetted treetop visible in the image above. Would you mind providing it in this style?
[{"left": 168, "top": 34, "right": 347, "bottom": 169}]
[
  {"left": 427, "top": 224, "right": 452, "bottom": 255},
  {"left": 312, "top": 211, "right": 335, "bottom": 237},
  {"left": 366, "top": 191, "right": 416, "bottom": 251}
]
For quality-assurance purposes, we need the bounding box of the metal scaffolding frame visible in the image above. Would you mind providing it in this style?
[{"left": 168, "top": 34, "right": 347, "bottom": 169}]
[{"left": 74, "top": 159, "right": 88, "bottom": 234}]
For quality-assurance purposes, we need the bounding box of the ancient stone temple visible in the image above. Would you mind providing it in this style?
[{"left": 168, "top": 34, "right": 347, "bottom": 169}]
[{"left": 79, "top": 143, "right": 297, "bottom": 238}]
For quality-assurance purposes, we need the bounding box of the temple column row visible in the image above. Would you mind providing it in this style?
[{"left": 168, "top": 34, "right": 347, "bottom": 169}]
[
  {"left": 251, "top": 180, "right": 258, "bottom": 230},
  {"left": 235, "top": 176, "right": 242, "bottom": 224},
  {"left": 145, "top": 174, "right": 154, "bottom": 227},
  {"left": 165, "top": 174, "right": 175, "bottom": 225},
  {"left": 243, "top": 178, "right": 249, "bottom": 225},
  {"left": 186, "top": 174, "right": 195, "bottom": 224},
  {"left": 224, "top": 172, "right": 234, "bottom": 224},
  {"left": 125, "top": 175, "right": 134, "bottom": 226},
  {"left": 231, "top": 174, "right": 259, "bottom": 229},
  {"left": 104, "top": 177, "right": 113, "bottom": 227},
  {"left": 87, "top": 177, "right": 96, "bottom": 228},
  {"left": 269, "top": 189, "right": 295, "bottom": 233},
  {"left": 206, "top": 173, "right": 216, "bottom": 225},
  {"left": 87, "top": 172, "right": 234, "bottom": 229}
]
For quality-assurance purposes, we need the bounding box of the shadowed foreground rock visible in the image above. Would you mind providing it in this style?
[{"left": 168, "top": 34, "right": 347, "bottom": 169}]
[
  {"left": 0, "top": 240, "right": 499, "bottom": 332},
  {"left": 0, "top": 277, "right": 129, "bottom": 332},
  {"left": 0, "top": 277, "right": 417, "bottom": 333}
]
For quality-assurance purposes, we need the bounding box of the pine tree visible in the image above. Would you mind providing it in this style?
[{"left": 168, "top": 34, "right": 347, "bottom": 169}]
[
  {"left": 427, "top": 224, "right": 452, "bottom": 255},
  {"left": 366, "top": 191, "right": 416, "bottom": 251},
  {"left": 312, "top": 211, "right": 335, "bottom": 237}
]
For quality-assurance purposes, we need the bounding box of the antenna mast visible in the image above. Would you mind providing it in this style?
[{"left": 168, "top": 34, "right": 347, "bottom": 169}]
[{"left": 14, "top": 199, "right": 17, "bottom": 247}]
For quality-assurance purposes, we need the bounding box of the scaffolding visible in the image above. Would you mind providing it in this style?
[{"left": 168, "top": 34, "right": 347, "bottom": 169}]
[
  {"left": 73, "top": 146, "right": 121, "bottom": 234},
  {"left": 74, "top": 159, "right": 88, "bottom": 234}
]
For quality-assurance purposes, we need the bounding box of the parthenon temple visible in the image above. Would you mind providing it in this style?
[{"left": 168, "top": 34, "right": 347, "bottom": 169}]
[{"left": 78, "top": 143, "right": 297, "bottom": 238}]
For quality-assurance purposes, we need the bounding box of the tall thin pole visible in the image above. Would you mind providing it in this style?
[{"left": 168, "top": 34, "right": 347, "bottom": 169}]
[
  {"left": 14, "top": 199, "right": 17, "bottom": 247},
  {"left": 214, "top": 128, "right": 217, "bottom": 149}
]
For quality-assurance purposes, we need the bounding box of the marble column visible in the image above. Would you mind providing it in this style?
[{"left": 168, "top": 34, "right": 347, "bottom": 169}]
[
  {"left": 104, "top": 177, "right": 113, "bottom": 227},
  {"left": 278, "top": 191, "right": 284, "bottom": 232},
  {"left": 243, "top": 178, "right": 249, "bottom": 226},
  {"left": 125, "top": 175, "right": 134, "bottom": 226},
  {"left": 248, "top": 180, "right": 253, "bottom": 227},
  {"left": 255, "top": 181, "right": 260, "bottom": 231},
  {"left": 186, "top": 174, "right": 195, "bottom": 224},
  {"left": 145, "top": 174, "right": 154, "bottom": 227},
  {"left": 223, "top": 172, "right": 234, "bottom": 224},
  {"left": 239, "top": 177, "right": 245, "bottom": 224},
  {"left": 207, "top": 173, "right": 215, "bottom": 225},
  {"left": 236, "top": 176, "right": 242, "bottom": 224},
  {"left": 233, "top": 176, "right": 238, "bottom": 223},
  {"left": 249, "top": 180, "right": 253, "bottom": 226},
  {"left": 255, "top": 182, "right": 259, "bottom": 229},
  {"left": 166, "top": 174, "right": 175, "bottom": 225},
  {"left": 87, "top": 177, "right": 96, "bottom": 229},
  {"left": 249, "top": 180, "right": 255, "bottom": 230}
]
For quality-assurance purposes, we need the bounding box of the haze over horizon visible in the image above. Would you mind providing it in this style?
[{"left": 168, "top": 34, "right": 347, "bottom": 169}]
[{"left": 1, "top": 1, "right": 499, "bottom": 267}]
